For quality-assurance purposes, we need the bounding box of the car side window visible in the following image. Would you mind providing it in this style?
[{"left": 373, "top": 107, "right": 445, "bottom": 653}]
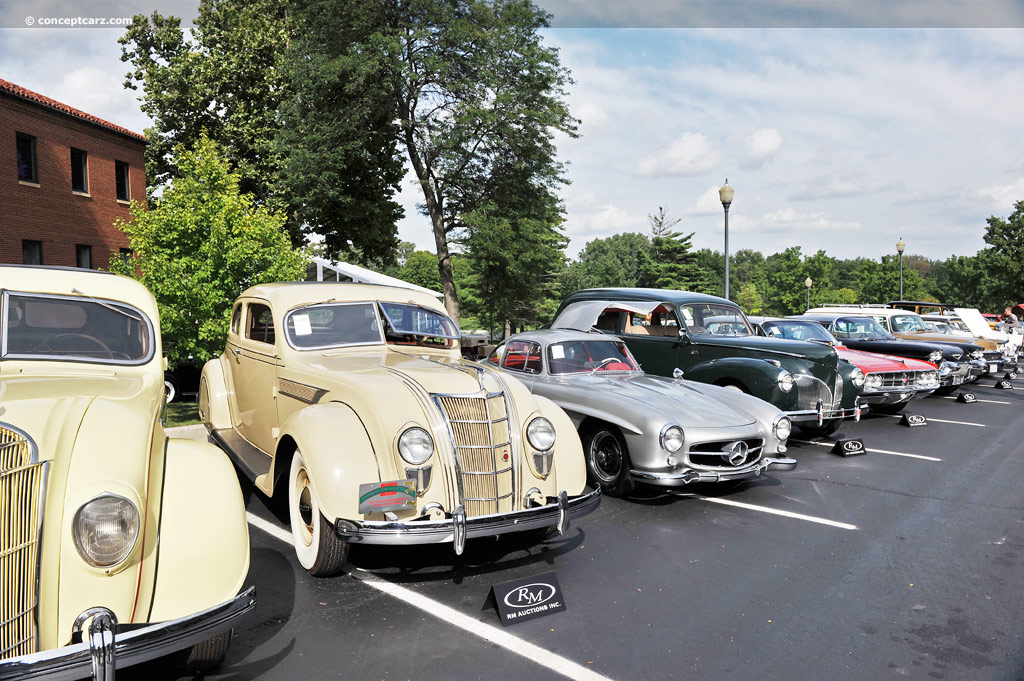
[
  {"left": 229, "top": 304, "right": 242, "bottom": 336},
  {"left": 486, "top": 343, "right": 506, "bottom": 366},
  {"left": 623, "top": 303, "right": 679, "bottom": 337},
  {"left": 873, "top": 315, "right": 890, "bottom": 331},
  {"left": 246, "top": 303, "right": 275, "bottom": 345},
  {"left": 502, "top": 340, "right": 542, "bottom": 374}
]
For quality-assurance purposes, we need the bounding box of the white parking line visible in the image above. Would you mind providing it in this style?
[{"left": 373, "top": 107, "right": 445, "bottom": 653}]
[
  {"left": 790, "top": 439, "right": 942, "bottom": 462},
  {"left": 246, "top": 513, "right": 615, "bottom": 681},
  {"left": 673, "top": 495, "right": 858, "bottom": 530},
  {"left": 940, "top": 396, "right": 1011, "bottom": 404},
  {"left": 880, "top": 414, "right": 985, "bottom": 427}
]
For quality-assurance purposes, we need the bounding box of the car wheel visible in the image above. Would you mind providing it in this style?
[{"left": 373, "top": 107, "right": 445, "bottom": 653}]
[
  {"left": 933, "top": 385, "right": 958, "bottom": 396},
  {"left": 719, "top": 380, "right": 749, "bottom": 393},
  {"left": 164, "top": 375, "right": 178, "bottom": 403},
  {"left": 181, "top": 630, "right": 231, "bottom": 673},
  {"left": 289, "top": 451, "right": 349, "bottom": 576},
  {"left": 582, "top": 424, "right": 634, "bottom": 497},
  {"left": 796, "top": 419, "right": 842, "bottom": 438}
]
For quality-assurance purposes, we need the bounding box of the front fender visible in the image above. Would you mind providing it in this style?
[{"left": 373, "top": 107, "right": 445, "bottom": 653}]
[
  {"left": 280, "top": 402, "right": 382, "bottom": 523},
  {"left": 148, "top": 438, "right": 249, "bottom": 622},
  {"left": 685, "top": 357, "right": 787, "bottom": 404},
  {"left": 533, "top": 395, "right": 587, "bottom": 496},
  {"left": 199, "top": 357, "right": 232, "bottom": 431}
]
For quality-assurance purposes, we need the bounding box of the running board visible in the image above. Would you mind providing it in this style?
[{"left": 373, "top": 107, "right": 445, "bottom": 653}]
[{"left": 211, "top": 428, "right": 272, "bottom": 482}]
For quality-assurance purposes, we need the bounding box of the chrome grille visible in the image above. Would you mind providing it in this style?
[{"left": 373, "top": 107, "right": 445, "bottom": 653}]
[
  {"left": 434, "top": 394, "right": 514, "bottom": 517},
  {"left": 875, "top": 370, "right": 928, "bottom": 390},
  {"left": 792, "top": 374, "right": 834, "bottom": 411},
  {"left": 686, "top": 438, "right": 764, "bottom": 470},
  {"left": 0, "top": 424, "right": 46, "bottom": 660},
  {"left": 832, "top": 372, "right": 844, "bottom": 409}
]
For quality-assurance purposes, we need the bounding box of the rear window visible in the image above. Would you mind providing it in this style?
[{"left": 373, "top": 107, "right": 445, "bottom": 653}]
[{"left": 2, "top": 292, "right": 154, "bottom": 364}]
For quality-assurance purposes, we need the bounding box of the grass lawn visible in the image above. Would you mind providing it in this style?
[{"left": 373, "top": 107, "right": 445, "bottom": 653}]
[{"left": 164, "top": 400, "right": 201, "bottom": 427}]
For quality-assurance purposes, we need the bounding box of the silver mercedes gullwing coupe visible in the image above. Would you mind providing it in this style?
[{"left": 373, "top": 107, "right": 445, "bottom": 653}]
[{"left": 486, "top": 329, "right": 797, "bottom": 497}]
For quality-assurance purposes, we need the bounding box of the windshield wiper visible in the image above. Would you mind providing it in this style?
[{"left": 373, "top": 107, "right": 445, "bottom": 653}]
[
  {"left": 290, "top": 298, "right": 338, "bottom": 313},
  {"left": 71, "top": 288, "right": 142, "bottom": 322}
]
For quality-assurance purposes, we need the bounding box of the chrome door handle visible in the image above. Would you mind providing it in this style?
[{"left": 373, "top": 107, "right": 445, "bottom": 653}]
[{"left": 230, "top": 347, "right": 241, "bottom": 358}]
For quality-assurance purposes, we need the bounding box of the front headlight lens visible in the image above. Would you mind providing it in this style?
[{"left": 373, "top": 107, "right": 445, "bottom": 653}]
[
  {"left": 928, "top": 350, "right": 943, "bottom": 363},
  {"left": 73, "top": 495, "right": 140, "bottom": 568},
  {"left": 865, "top": 373, "right": 882, "bottom": 390},
  {"left": 773, "top": 416, "right": 792, "bottom": 441},
  {"left": 777, "top": 371, "right": 794, "bottom": 393},
  {"left": 971, "top": 349, "right": 984, "bottom": 359},
  {"left": 851, "top": 369, "right": 865, "bottom": 387},
  {"left": 398, "top": 427, "right": 434, "bottom": 465},
  {"left": 661, "top": 425, "right": 684, "bottom": 452},
  {"left": 919, "top": 371, "right": 939, "bottom": 387},
  {"left": 526, "top": 417, "right": 556, "bottom": 451}
]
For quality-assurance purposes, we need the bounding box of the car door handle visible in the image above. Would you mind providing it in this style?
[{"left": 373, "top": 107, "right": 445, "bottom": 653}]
[{"left": 230, "top": 347, "right": 242, "bottom": 359}]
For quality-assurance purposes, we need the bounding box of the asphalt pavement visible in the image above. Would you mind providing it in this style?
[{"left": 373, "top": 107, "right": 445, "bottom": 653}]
[{"left": 136, "top": 379, "right": 1024, "bottom": 681}]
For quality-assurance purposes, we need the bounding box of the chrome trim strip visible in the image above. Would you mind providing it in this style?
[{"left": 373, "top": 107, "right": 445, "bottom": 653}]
[{"left": 631, "top": 456, "right": 798, "bottom": 485}]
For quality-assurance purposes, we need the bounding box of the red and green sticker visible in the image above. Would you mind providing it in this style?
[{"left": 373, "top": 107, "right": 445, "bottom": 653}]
[{"left": 358, "top": 479, "right": 417, "bottom": 514}]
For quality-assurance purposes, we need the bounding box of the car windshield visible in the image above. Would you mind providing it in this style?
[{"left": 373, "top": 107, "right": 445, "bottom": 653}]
[
  {"left": 378, "top": 302, "right": 460, "bottom": 349},
  {"left": 285, "top": 302, "right": 383, "bottom": 349},
  {"left": 678, "top": 304, "right": 752, "bottom": 336},
  {"left": 763, "top": 321, "right": 837, "bottom": 344},
  {"left": 1, "top": 292, "right": 154, "bottom": 364},
  {"left": 891, "top": 314, "right": 931, "bottom": 332},
  {"left": 832, "top": 317, "right": 893, "bottom": 340},
  {"left": 929, "top": 322, "right": 953, "bottom": 334},
  {"left": 547, "top": 340, "right": 639, "bottom": 374}
]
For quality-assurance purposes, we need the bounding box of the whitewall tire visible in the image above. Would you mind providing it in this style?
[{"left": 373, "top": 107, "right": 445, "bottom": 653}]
[{"left": 288, "top": 450, "right": 348, "bottom": 576}]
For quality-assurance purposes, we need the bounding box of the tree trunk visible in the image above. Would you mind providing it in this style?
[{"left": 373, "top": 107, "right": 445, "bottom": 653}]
[{"left": 504, "top": 319, "right": 511, "bottom": 339}]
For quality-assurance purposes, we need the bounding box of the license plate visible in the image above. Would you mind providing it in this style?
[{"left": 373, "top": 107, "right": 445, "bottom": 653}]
[
  {"left": 358, "top": 479, "right": 417, "bottom": 514},
  {"left": 953, "top": 375, "right": 964, "bottom": 384},
  {"left": 990, "top": 363, "right": 997, "bottom": 373}
]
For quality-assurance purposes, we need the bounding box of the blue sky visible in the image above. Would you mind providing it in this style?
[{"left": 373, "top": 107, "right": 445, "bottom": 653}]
[{"left": 2, "top": 3, "right": 1023, "bottom": 263}]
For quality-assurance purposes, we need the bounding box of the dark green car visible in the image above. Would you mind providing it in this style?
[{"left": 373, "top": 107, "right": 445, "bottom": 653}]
[{"left": 552, "top": 288, "right": 864, "bottom": 436}]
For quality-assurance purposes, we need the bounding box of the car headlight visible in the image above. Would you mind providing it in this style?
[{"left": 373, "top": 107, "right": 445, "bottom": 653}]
[
  {"left": 928, "top": 350, "right": 943, "bottom": 363},
  {"left": 777, "top": 371, "right": 794, "bottom": 393},
  {"left": 398, "top": 427, "right": 434, "bottom": 465},
  {"left": 773, "top": 415, "right": 792, "bottom": 441},
  {"left": 851, "top": 368, "right": 865, "bottom": 387},
  {"left": 526, "top": 417, "right": 556, "bottom": 451},
  {"left": 865, "top": 374, "right": 882, "bottom": 389},
  {"left": 971, "top": 349, "right": 984, "bottom": 359},
  {"left": 660, "top": 424, "right": 684, "bottom": 453},
  {"left": 918, "top": 371, "right": 938, "bottom": 387},
  {"left": 73, "top": 494, "right": 140, "bottom": 568}
]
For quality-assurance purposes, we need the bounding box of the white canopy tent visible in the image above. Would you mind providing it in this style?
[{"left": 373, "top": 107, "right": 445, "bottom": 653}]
[{"left": 309, "top": 257, "right": 443, "bottom": 299}]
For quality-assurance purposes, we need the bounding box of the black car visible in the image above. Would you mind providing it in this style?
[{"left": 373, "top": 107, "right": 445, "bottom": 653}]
[{"left": 795, "top": 313, "right": 971, "bottom": 393}]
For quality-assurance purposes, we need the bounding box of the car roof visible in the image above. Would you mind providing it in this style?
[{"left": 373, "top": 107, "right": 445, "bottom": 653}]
[
  {"left": 238, "top": 281, "right": 448, "bottom": 314},
  {"left": 0, "top": 264, "right": 158, "bottom": 318},
  {"left": 807, "top": 305, "right": 916, "bottom": 318},
  {"left": 794, "top": 313, "right": 879, "bottom": 323},
  {"left": 503, "top": 328, "right": 623, "bottom": 345},
  {"left": 563, "top": 288, "right": 733, "bottom": 306}
]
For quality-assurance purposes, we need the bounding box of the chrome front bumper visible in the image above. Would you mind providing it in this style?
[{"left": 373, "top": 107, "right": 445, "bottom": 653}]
[
  {"left": 630, "top": 455, "right": 797, "bottom": 487},
  {"left": 333, "top": 487, "right": 602, "bottom": 555},
  {"left": 786, "top": 396, "right": 863, "bottom": 424},
  {"left": 860, "top": 388, "right": 935, "bottom": 406},
  {"left": 0, "top": 587, "right": 256, "bottom": 681},
  {"left": 938, "top": 362, "right": 969, "bottom": 386}
]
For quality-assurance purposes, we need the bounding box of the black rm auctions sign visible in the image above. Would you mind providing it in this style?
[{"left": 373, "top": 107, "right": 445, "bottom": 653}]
[
  {"left": 900, "top": 412, "right": 927, "bottom": 427},
  {"left": 492, "top": 571, "right": 567, "bottom": 626},
  {"left": 831, "top": 438, "right": 866, "bottom": 457}
]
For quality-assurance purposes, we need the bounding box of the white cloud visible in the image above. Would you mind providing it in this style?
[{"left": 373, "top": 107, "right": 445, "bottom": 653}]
[
  {"left": 977, "top": 178, "right": 1024, "bottom": 211},
  {"left": 741, "top": 128, "right": 782, "bottom": 169},
  {"left": 576, "top": 101, "right": 608, "bottom": 132},
  {"left": 760, "top": 207, "right": 862, "bottom": 234},
  {"left": 634, "top": 132, "right": 721, "bottom": 177},
  {"left": 690, "top": 185, "right": 727, "bottom": 214},
  {"left": 790, "top": 174, "right": 898, "bottom": 201}
]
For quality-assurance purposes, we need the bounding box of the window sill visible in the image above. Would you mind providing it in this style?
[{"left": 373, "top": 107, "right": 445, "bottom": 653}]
[
  {"left": 19, "top": 180, "right": 40, "bottom": 188},
  {"left": 116, "top": 199, "right": 131, "bottom": 206},
  {"left": 73, "top": 191, "right": 92, "bottom": 198}
]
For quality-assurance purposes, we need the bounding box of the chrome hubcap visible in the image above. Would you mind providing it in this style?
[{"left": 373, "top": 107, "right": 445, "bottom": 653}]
[{"left": 590, "top": 432, "right": 623, "bottom": 481}]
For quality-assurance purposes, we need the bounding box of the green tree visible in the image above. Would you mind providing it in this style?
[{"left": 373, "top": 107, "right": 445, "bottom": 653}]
[
  {"left": 762, "top": 247, "right": 805, "bottom": 315},
  {"left": 109, "top": 137, "right": 307, "bottom": 367},
  {"left": 639, "top": 207, "right": 700, "bottom": 290},
  {"left": 855, "top": 254, "right": 926, "bottom": 304},
  {"left": 737, "top": 283, "right": 764, "bottom": 315},
  {"left": 398, "top": 250, "right": 443, "bottom": 292},
  {"left": 560, "top": 232, "right": 652, "bottom": 295},
  {"left": 981, "top": 200, "right": 1024, "bottom": 306}
]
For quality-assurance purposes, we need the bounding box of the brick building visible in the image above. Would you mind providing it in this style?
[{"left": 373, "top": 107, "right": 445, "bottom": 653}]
[{"left": 1, "top": 78, "right": 146, "bottom": 270}]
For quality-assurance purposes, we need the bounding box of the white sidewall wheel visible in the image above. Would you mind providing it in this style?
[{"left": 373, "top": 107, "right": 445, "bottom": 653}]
[
  {"left": 164, "top": 377, "right": 178, "bottom": 403},
  {"left": 288, "top": 450, "right": 349, "bottom": 576}
]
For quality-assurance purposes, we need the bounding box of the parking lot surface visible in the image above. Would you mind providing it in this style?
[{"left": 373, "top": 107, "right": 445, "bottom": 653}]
[{"left": 138, "top": 381, "right": 1024, "bottom": 681}]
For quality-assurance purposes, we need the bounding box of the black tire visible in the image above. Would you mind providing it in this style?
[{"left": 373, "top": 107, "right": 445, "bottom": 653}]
[
  {"left": 582, "top": 424, "right": 634, "bottom": 497},
  {"left": 289, "top": 451, "right": 349, "bottom": 576},
  {"left": 796, "top": 419, "right": 843, "bottom": 438},
  {"left": 870, "top": 401, "right": 908, "bottom": 414},
  {"left": 182, "top": 630, "right": 231, "bottom": 674},
  {"left": 933, "top": 384, "right": 959, "bottom": 396},
  {"left": 164, "top": 375, "right": 178, "bottom": 403}
]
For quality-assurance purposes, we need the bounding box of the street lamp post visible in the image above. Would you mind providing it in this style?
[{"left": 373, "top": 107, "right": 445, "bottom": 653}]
[
  {"left": 719, "top": 180, "right": 734, "bottom": 300},
  {"left": 805, "top": 277, "right": 813, "bottom": 311},
  {"left": 896, "top": 238, "right": 906, "bottom": 300}
]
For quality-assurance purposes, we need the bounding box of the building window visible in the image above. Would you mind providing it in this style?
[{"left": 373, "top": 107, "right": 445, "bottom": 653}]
[
  {"left": 71, "top": 148, "right": 89, "bottom": 193},
  {"left": 76, "top": 244, "right": 92, "bottom": 269},
  {"left": 115, "top": 161, "right": 130, "bottom": 201},
  {"left": 16, "top": 133, "right": 37, "bottom": 183},
  {"left": 22, "top": 240, "right": 42, "bottom": 265}
]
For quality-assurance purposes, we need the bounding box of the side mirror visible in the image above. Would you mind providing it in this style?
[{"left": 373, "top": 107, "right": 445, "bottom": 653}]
[
  {"left": 672, "top": 368, "right": 684, "bottom": 380},
  {"left": 677, "top": 329, "right": 690, "bottom": 344}
]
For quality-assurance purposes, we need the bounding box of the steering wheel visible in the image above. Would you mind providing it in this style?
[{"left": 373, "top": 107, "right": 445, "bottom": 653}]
[{"left": 33, "top": 333, "right": 115, "bottom": 357}]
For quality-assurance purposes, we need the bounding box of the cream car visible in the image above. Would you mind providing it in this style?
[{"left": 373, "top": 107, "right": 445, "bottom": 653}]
[
  {"left": 200, "top": 283, "right": 599, "bottom": 576},
  {"left": 0, "top": 266, "right": 253, "bottom": 679}
]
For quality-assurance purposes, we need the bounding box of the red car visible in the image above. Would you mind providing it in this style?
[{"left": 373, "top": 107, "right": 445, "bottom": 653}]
[{"left": 755, "top": 318, "right": 940, "bottom": 414}]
